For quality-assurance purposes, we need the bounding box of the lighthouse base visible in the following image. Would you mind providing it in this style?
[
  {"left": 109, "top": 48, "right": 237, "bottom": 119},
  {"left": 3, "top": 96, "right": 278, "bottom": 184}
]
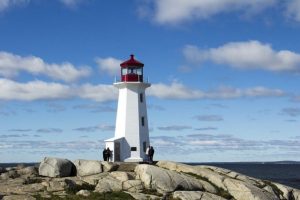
[{"left": 124, "top": 157, "right": 144, "bottom": 163}]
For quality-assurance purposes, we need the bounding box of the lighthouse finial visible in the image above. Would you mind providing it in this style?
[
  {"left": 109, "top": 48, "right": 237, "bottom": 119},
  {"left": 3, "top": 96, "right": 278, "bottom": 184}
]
[{"left": 130, "top": 54, "right": 134, "bottom": 59}]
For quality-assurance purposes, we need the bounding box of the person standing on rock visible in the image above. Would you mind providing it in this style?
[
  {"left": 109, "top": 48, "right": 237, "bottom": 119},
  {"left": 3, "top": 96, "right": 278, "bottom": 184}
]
[
  {"left": 106, "top": 147, "right": 112, "bottom": 162},
  {"left": 149, "top": 146, "right": 155, "bottom": 163},
  {"left": 103, "top": 148, "right": 107, "bottom": 161},
  {"left": 146, "top": 145, "right": 150, "bottom": 162}
]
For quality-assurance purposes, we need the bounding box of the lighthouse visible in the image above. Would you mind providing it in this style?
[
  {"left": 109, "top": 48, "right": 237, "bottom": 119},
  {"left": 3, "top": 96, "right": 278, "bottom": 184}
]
[{"left": 105, "top": 55, "right": 151, "bottom": 162}]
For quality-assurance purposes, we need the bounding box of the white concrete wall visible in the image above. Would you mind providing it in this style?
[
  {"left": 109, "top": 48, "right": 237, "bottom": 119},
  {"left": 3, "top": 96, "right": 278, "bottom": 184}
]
[{"left": 113, "top": 82, "right": 151, "bottom": 162}]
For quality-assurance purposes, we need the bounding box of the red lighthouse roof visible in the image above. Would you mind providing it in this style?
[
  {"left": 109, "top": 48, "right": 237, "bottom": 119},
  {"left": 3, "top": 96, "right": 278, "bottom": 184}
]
[{"left": 120, "top": 54, "right": 144, "bottom": 68}]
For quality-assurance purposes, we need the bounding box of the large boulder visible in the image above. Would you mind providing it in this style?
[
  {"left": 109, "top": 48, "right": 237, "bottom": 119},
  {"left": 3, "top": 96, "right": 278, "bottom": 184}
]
[
  {"left": 223, "top": 178, "right": 278, "bottom": 200},
  {"left": 123, "top": 180, "right": 144, "bottom": 192},
  {"left": 157, "top": 161, "right": 281, "bottom": 200},
  {"left": 157, "top": 161, "right": 227, "bottom": 190},
  {"left": 101, "top": 161, "right": 118, "bottom": 172},
  {"left": 173, "top": 191, "right": 227, "bottom": 200},
  {"left": 39, "top": 157, "right": 74, "bottom": 178},
  {"left": 293, "top": 189, "right": 300, "bottom": 200},
  {"left": 94, "top": 175, "right": 122, "bottom": 193},
  {"left": 135, "top": 164, "right": 208, "bottom": 194},
  {"left": 17, "top": 166, "right": 38, "bottom": 176},
  {"left": 73, "top": 159, "right": 102, "bottom": 176},
  {"left": 110, "top": 171, "right": 130, "bottom": 182},
  {"left": 81, "top": 173, "right": 109, "bottom": 186}
]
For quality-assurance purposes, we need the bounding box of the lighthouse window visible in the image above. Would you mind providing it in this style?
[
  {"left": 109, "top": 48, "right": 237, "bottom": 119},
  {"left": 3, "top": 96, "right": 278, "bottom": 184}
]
[
  {"left": 128, "top": 69, "right": 137, "bottom": 74},
  {"left": 122, "top": 68, "right": 128, "bottom": 75},
  {"left": 140, "top": 93, "right": 143, "bottom": 103},
  {"left": 143, "top": 142, "right": 147, "bottom": 152},
  {"left": 141, "top": 117, "right": 145, "bottom": 126},
  {"left": 137, "top": 68, "right": 142, "bottom": 75},
  {"left": 131, "top": 147, "right": 137, "bottom": 151}
]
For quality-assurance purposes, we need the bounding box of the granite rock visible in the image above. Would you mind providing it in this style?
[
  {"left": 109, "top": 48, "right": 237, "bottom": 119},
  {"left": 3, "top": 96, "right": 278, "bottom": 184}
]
[
  {"left": 39, "top": 157, "right": 73, "bottom": 178},
  {"left": 73, "top": 159, "right": 102, "bottom": 176}
]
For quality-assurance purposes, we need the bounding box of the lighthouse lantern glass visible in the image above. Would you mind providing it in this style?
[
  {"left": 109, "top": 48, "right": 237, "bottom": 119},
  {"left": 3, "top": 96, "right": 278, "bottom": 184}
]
[{"left": 122, "top": 68, "right": 127, "bottom": 75}]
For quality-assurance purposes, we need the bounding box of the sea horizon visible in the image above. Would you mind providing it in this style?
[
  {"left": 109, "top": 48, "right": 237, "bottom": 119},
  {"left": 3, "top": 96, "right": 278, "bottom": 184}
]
[{"left": 1, "top": 160, "right": 300, "bottom": 165}]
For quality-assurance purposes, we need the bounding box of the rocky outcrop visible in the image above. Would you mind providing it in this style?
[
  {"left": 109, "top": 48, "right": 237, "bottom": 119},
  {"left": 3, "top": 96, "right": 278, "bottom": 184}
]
[
  {"left": 0, "top": 167, "right": 6, "bottom": 174},
  {"left": 1, "top": 159, "right": 299, "bottom": 200},
  {"left": 38, "top": 157, "right": 74, "bottom": 178},
  {"left": 73, "top": 159, "right": 102, "bottom": 176},
  {"left": 173, "top": 191, "right": 227, "bottom": 200},
  {"left": 94, "top": 174, "right": 123, "bottom": 193},
  {"left": 156, "top": 161, "right": 290, "bottom": 200},
  {"left": 101, "top": 161, "right": 119, "bottom": 172},
  {"left": 135, "top": 164, "right": 213, "bottom": 193}
]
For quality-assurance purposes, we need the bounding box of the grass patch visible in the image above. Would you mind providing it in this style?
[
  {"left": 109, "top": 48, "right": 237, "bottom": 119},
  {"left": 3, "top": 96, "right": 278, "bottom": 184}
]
[
  {"left": 142, "top": 189, "right": 163, "bottom": 197},
  {"left": 65, "top": 182, "right": 95, "bottom": 195},
  {"left": 34, "top": 191, "right": 134, "bottom": 200},
  {"left": 184, "top": 172, "right": 234, "bottom": 199},
  {"left": 24, "top": 177, "right": 43, "bottom": 185}
]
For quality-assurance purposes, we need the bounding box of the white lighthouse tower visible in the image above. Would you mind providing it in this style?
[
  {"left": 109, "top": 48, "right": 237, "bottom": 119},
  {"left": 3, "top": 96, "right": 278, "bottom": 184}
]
[{"left": 105, "top": 55, "right": 151, "bottom": 162}]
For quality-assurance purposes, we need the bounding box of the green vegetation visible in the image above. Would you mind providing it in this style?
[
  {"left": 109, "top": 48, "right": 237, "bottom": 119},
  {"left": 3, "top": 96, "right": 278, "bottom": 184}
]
[
  {"left": 142, "top": 189, "right": 162, "bottom": 197},
  {"left": 24, "top": 177, "right": 43, "bottom": 185},
  {"left": 34, "top": 191, "right": 134, "bottom": 200},
  {"left": 65, "top": 182, "right": 95, "bottom": 195}
]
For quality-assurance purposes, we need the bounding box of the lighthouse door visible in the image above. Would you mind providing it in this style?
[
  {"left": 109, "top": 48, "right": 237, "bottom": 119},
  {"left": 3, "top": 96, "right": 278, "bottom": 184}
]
[{"left": 114, "top": 142, "right": 121, "bottom": 161}]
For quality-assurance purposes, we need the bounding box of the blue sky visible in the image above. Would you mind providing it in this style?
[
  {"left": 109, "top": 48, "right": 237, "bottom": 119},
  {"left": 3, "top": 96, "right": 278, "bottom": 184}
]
[{"left": 0, "top": 0, "right": 300, "bottom": 163}]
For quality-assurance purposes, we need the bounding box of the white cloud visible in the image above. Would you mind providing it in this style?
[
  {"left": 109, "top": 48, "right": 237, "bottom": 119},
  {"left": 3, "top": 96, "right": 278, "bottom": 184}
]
[
  {"left": 145, "top": 0, "right": 276, "bottom": 24},
  {"left": 149, "top": 82, "right": 285, "bottom": 100},
  {"left": 285, "top": 0, "right": 300, "bottom": 22},
  {"left": 183, "top": 41, "right": 300, "bottom": 73},
  {"left": 0, "top": 78, "right": 71, "bottom": 101},
  {"left": 77, "top": 83, "right": 117, "bottom": 102},
  {"left": 0, "top": 78, "right": 285, "bottom": 102},
  {"left": 0, "top": 51, "right": 91, "bottom": 82},
  {"left": 95, "top": 57, "right": 122, "bottom": 76},
  {"left": 0, "top": 78, "right": 117, "bottom": 102},
  {"left": 149, "top": 82, "right": 205, "bottom": 99},
  {"left": 0, "top": 0, "right": 29, "bottom": 12}
]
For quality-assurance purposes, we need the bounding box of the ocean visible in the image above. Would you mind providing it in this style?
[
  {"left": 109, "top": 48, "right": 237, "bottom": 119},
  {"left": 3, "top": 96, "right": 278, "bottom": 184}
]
[
  {"left": 1, "top": 162, "right": 300, "bottom": 189},
  {"left": 188, "top": 162, "right": 300, "bottom": 189}
]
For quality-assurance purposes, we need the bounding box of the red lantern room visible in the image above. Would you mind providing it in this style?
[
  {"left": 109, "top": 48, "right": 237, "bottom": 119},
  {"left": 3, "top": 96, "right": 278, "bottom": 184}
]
[{"left": 120, "top": 54, "right": 144, "bottom": 82}]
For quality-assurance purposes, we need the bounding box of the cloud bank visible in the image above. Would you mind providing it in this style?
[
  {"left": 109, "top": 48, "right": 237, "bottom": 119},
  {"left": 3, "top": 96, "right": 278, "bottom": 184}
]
[
  {"left": 183, "top": 41, "right": 300, "bottom": 73},
  {"left": 141, "top": 0, "right": 276, "bottom": 24},
  {"left": 96, "top": 57, "right": 122, "bottom": 76},
  {"left": 0, "top": 79, "right": 286, "bottom": 102},
  {"left": 151, "top": 133, "right": 300, "bottom": 155},
  {"left": 285, "top": 0, "right": 300, "bottom": 22},
  {"left": 148, "top": 82, "right": 285, "bottom": 100},
  {"left": 0, "top": 78, "right": 117, "bottom": 102},
  {"left": 0, "top": 52, "right": 91, "bottom": 82}
]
